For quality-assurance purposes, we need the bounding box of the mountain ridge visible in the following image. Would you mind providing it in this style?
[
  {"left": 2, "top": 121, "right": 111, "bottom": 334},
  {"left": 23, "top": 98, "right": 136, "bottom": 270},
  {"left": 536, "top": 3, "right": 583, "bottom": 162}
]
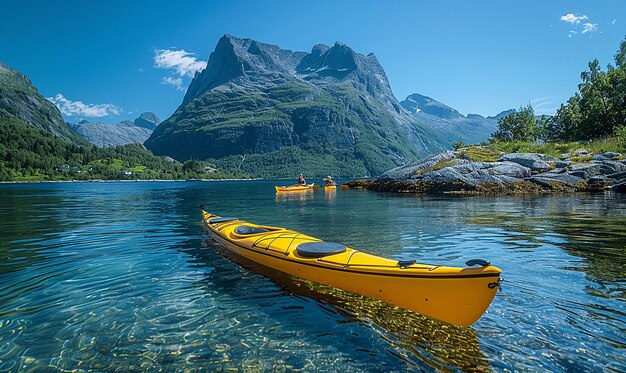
[
  {"left": 68, "top": 112, "right": 160, "bottom": 147},
  {"left": 146, "top": 35, "right": 450, "bottom": 177},
  {"left": 400, "top": 93, "right": 513, "bottom": 144}
]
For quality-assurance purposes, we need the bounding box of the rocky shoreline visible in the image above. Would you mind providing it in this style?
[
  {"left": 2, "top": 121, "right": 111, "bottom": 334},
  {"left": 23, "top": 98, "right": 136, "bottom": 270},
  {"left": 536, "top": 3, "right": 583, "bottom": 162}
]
[{"left": 344, "top": 148, "right": 626, "bottom": 194}]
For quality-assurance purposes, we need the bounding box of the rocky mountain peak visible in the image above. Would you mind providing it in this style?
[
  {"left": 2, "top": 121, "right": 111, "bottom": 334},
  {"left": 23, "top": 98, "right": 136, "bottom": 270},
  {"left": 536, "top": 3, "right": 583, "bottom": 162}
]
[
  {"left": 182, "top": 36, "right": 400, "bottom": 111},
  {"left": 134, "top": 112, "right": 160, "bottom": 130},
  {"left": 183, "top": 35, "right": 307, "bottom": 104},
  {"left": 401, "top": 93, "right": 464, "bottom": 120},
  {"left": 488, "top": 109, "right": 515, "bottom": 120}
]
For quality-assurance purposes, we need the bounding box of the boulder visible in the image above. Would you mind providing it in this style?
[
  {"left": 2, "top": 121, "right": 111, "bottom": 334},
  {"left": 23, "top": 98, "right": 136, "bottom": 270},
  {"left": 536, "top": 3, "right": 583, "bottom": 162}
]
[
  {"left": 380, "top": 151, "right": 456, "bottom": 180},
  {"left": 555, "top": 160, "right": 571, "bottom": 168},
  {"left": 573, "top": 148, "right": 589, "bottom": 155},
  {"left": 542, "top": 167, "right": 567, "bottom": 174},
  {"left": 592, "top": 152, "right": 622, "bottom": 161},
  {"left": 591, "top": 160, "right": 626, "bottom": 174},
  {"left": 530, "top": 173, "right": 584, "bottom": 187},
  {"left": 419, "top": 162, "right": 527, "bottom": 186},
  {"left": 607, "top": 170, "right": 626, "bottom": 180},
  {"left": 587, "top": 176, "right": 612, "bottom": 191},
  {"left": 487, "top": 161, "right": 532, "bottom": 179},
  {"left": 612, "top": 182, "right": 626, "bottom": 193},
  {"left": 499, "top": 153, "right": 558, "bottom": 171},
  {"left": 589, "top": 175, "right": 610, "bottom": 183},
  {"left": 569, "top": 164, "right": 603, "bottom": 179}
]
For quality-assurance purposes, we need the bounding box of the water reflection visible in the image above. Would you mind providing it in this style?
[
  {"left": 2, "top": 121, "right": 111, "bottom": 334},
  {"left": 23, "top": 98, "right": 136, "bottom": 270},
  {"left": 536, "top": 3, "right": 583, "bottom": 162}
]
[
  {"left": 275, "top": 190, "right": 314, "bottom": 204},
  {"left": 194, "top": 240, "right": 490, "bottom": 372},
  {"left": 324, "top": 188, "right": 336, "bottom": 205}
]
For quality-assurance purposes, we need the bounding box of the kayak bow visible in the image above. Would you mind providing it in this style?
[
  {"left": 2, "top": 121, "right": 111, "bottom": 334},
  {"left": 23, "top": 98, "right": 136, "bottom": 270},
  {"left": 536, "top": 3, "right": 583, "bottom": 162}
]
[{"left": 200, "top": 208, "right": 502, "bottom": 326}]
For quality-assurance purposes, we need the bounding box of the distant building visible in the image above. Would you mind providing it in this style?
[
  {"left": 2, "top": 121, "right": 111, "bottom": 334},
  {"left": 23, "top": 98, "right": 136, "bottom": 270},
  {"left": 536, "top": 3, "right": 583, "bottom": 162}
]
[{"left": 121, "top": 170, "right": 133, "bottom": 176}]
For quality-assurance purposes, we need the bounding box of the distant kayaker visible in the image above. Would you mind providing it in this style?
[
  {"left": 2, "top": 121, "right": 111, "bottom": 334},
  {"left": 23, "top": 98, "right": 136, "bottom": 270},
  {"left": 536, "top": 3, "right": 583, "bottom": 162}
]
[
  {"left": 324, "top": 176, "right": 335, "bottom": 186},
  {"left": 297, "top": 174, "right": 307, "bottom": 186}
]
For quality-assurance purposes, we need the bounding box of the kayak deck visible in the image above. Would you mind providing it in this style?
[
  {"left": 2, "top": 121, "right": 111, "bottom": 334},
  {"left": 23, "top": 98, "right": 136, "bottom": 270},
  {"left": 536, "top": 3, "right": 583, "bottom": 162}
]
[
  {"left": 201, "top": 209, "right": 502, "bottom": 326},
  {"left": 275, "top": 183, "right": 315, "bottom": 192}
]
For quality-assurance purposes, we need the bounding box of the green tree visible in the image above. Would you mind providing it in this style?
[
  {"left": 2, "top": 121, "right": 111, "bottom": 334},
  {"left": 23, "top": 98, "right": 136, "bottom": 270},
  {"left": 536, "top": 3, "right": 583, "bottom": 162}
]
[
  {"left": 491, "top": 104, "right": 537, "bottom": 142},
  {"left": 551, "top": 36, "right": 626, "bottom": 141}
]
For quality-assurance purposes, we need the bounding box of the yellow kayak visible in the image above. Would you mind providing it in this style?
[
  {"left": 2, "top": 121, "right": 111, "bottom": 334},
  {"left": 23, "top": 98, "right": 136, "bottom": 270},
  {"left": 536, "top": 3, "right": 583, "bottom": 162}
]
[
  {"left": 200, "top": 208, "right": 502, "bottom": 326},
  {"left": 275, "top": 183, "right": 315, "bottom": 192},
  {"left": 324, "top": 185, "right": 336, "bottom": 190}
]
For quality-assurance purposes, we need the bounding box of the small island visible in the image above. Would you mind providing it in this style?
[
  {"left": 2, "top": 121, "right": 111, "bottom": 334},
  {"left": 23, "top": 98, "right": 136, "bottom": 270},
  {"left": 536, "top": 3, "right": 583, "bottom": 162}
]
[{"left": 345, "top": 146, "right": 625, "bottom": 194}]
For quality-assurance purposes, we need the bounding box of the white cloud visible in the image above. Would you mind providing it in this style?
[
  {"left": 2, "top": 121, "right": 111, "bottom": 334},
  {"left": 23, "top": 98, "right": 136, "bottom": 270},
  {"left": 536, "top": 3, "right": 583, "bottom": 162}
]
[
  {"left": 47, "top": 94, "right": 121, "bottom": 117},
  {"left": 161, "top": 76, "right": 184, "bottom": 90},
  {"left": 531, "top": 97, "right": 557, "bottom": 114},
  {"left": 582, "top": 23, "right": 598, "bottom": 34},
  {"left": 560, "top": 13, "right": 588, "bottom": 25},
  {"left": 612, "top": 19, "right": 617, "bottom": 25},
  {"left": 568, "top": 30, "right": 578, "bottom": 38},
  {"left": 153, "top": 49, "right": 206, "bottom": 77}
]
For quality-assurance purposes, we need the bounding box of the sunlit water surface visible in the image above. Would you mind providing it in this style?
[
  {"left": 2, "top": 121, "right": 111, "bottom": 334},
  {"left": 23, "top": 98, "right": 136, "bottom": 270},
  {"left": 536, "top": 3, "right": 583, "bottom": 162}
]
[{"left": 0, "top": 181, "right": 624, "bottom": 372}]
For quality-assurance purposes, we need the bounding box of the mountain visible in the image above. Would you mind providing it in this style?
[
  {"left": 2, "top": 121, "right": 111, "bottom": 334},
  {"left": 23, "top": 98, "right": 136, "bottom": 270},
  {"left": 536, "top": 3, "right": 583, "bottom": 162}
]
[
  {"left": 0, "top": 63, "right": 236, "bottom": 181},
  {"left": 145, "top": 35, "right": 450, "bottom": 177},
  {"left": 134, "top": 112, "right": 160, "bottom": 130},
  {"left": 401, "top": 93, "right": 463, "bottom": 120},
  {"left": 488, "top": 109, "right": 515, "bottom": 120},
  {"left": 0, "top": 62, "right": 79, "bottom": 142},
  {"left": 400, "top": 93, "right": 509, "bottom": 144},
  {"left": 68, "top": 112, "right": 160, "bottom": 147}
]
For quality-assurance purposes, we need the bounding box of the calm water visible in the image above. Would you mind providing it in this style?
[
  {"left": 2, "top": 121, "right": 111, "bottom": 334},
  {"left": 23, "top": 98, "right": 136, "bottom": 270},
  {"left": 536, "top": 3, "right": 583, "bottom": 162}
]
[{"left": 0, "top": 181, "right": 624, "bottom": 372}]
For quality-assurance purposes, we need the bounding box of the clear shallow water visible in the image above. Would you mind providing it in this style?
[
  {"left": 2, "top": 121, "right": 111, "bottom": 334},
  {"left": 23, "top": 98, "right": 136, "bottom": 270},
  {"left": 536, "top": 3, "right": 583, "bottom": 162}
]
[{"left": 0, "top": 181, "right": 624, "bottom": 372}]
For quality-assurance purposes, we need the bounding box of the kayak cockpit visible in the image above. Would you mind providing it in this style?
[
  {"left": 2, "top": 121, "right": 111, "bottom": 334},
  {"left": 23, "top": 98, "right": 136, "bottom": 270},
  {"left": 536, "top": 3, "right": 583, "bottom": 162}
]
[
  {"left": 229, "top": 224, "right": 285, "bottom": 239},
  {"left": 208, "top": 216, "right": 239, "bottom": 224}
]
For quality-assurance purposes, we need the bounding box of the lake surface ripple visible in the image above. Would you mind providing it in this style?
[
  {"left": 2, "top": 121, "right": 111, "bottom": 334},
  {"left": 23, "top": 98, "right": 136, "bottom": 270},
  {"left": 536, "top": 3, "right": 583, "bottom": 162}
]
[{"left": 0, "top": 181, "right": 624, "bottom": 372}]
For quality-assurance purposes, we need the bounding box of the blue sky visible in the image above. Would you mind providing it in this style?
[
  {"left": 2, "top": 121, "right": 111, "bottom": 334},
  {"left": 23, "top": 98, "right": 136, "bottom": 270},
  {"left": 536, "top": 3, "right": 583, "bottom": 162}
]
[{"left": 1, "top": 0, "right": 625, "bottom": 123}]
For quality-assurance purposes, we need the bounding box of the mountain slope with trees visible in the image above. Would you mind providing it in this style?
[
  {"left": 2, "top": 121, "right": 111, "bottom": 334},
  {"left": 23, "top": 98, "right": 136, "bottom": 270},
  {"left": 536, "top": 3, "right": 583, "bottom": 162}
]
[
  {"left": 0, "top": 62, "right": 80, "bottom": 142},
  {"left": 0, "top": 63, "right": 239, "bottom": 181}
]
